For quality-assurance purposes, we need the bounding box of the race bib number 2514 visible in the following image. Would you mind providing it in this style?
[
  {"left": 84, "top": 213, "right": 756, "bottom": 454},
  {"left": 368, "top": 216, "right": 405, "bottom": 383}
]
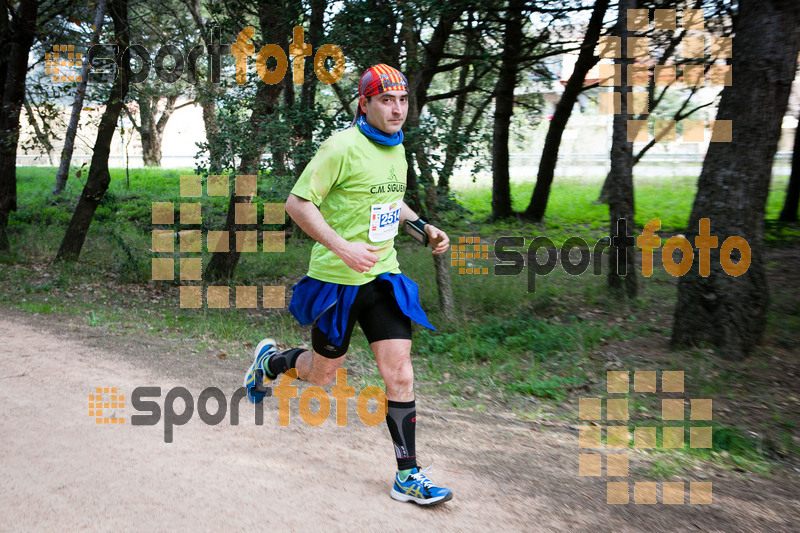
[{"left": 368, "top": 201, "right": 401, "bottom": 242}]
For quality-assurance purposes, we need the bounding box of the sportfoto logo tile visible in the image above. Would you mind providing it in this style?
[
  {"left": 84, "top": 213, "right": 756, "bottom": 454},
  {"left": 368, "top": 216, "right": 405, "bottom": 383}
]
[
  {"left": 451, "top": 236, "right": 490, "bottom": 275},
  {"left": 46, "top": 44, "right": 83, "bottom": 83},
  {"left": 451, "top": 218, "right": 751, "bottom": 292},
  {"left": 49, "top": 26, "right": 344, "bottom": 87},
  {"left": 88, "top": 386, "right": 125, "bottom": 424},
  {"left": 89, "top": 369, "right": 387, "bottom": 443},
  {"left": 150, "top": 174, "right": 286, "bottom": 309},
  {"left": 578, "top": 370, "right": 713, "bottom": 505}
]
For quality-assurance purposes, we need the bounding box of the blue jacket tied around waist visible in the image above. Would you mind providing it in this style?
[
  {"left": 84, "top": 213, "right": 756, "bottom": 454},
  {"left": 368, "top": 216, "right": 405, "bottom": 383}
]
[{"left": 288, "top": 273, "right": 435, "bottom": 346}]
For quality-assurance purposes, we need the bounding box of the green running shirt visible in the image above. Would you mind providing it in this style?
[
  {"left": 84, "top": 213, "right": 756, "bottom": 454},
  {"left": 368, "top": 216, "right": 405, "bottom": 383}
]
[{"left": 290, "top": 127, "right": 408, "bottom": 285}]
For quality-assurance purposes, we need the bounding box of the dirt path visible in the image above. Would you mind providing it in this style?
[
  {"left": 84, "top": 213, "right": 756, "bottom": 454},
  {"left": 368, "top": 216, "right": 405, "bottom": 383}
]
[{"left": 0, "top": 315, "right": 798, "bottom": 532}]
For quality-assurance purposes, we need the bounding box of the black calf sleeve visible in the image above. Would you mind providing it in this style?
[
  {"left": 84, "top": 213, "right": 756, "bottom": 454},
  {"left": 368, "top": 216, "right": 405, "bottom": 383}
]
[
  {"left": 386, "top": 399, "right": 417, "bottom": 471},
  {"left": 267, "top": 348, "right": 305, "bottom": 378}
]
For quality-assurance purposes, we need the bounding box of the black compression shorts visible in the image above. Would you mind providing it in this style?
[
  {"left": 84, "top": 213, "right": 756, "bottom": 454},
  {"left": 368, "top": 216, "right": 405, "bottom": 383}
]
[{"left": 312, "top": 278, "right": 412, "bottom": 358}]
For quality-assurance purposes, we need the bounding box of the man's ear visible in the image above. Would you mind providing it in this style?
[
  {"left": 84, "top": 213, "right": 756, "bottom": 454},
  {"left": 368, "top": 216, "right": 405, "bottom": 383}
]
[{"left": 358, "top": 95, "right": 368, "bottom": 114}]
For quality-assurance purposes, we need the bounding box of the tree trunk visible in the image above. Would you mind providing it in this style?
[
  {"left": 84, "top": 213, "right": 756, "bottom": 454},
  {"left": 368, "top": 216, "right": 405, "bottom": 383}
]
[
  {"left": 137, "top": 94, "right": 176, "bottom": 167},
  {"left": 139, "top": 96, "right": 158, "bottom": 166},
  {"left": 672, "top": 0, "right": 800, "bottom": 360},
  {"left": 204, "top": 3, "right": 287, "bottom": 282},
  {"left": 523, "top": 0, "right": 609, "bottom": 221},
  {"left": 199, "top": 87, "right": 222, "bottom": 174},
  {"left": 438, "top": 47, "right": 472, "bottom": 193},
  {"left": 408, "top": 78, "right": 455, "bottom": 318},
  {"left": 0, "top": 0, "right": 38, "bottom": 252},
  {"left": 598, "top": 94, "right": 713, "bottom": 204},
  {"left": 141, "top": 131, "right": 162, "bottom": 167},
  {"left": 399, "top": 0, "right": 458, "bottom": 212},
  {"left": 414, "top": 104, "right": 454, "bottom": 317},
  {"left": 56, "top": 0, "right": 130, "bottom": 262},
  {"left": 273, "top": 3, "right": 303, "bottom": 178},
  {"left": 293, "top": 0, "right": 325, "bottom": 180},
  {"left": 23, "top": 95, "right": 54, "bottom": 165},
  {"left": 53, "top": 0, "right": 107, "bottom": 195},
  {"left": 374, "top": 0, "right": 401, "bottom": 67},
  {"left": 272, "top": 71, "right": 292, "bottom": 177},
  {"left": 0, "top": 0, "right": 7, "bottom": 252},
  {"left": 778, "top": 109, "right": 800, "bottom": 222},
  {"left": 141, "top": 130, "right": 163, "bottom": 167},
  {"left": 184, "top": 0, "right": 223, "bottom": 174},
  {"left": 607, "top": 0, "right": 637, "bottom": 297},
  {"left": 400, "top": 2, "right": 455, "bottom": 316},
  {"left": 490, "top": 0, "right": 524, "bottom": 220},
  {"left": 425, "top": 184, "right": 455, "bottom": 319},
  {"left": 597, "top": 170, "right": 612, "bottom": 204},
  {"left": 597, "top": 5, "right": 706, "bottom": 206}
]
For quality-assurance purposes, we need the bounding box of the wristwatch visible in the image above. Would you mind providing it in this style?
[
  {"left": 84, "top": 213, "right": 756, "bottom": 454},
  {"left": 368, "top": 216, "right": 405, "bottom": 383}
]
[{"left": 404, "top": 217, "right": 429, "bottom": 246}]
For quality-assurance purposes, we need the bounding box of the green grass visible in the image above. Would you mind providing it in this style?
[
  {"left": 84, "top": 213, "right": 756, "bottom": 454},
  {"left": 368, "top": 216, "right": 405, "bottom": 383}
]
[
  {"left": 454, "top": 178, "right": 608, "bottom": 230},
  {"left": 453, "top": 173, "right": 792, "bottom": 237},
  {"left": 3, "top": 166, "right": 799, "bottom": 476},
  {"left": 4, "top": 166, "right": 640, "bottom": 401},
  {"left": 641, "top": 424, "right": 774, "bottom": 478},
  {"left": 6, "top": 165, "right": 798, "bottom": 337}
]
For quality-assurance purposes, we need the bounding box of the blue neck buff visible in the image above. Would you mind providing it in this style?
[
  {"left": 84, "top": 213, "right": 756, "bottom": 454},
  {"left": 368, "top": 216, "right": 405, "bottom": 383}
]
[{"left": 356, "top": 115, "right": 404, "bottom": 146}]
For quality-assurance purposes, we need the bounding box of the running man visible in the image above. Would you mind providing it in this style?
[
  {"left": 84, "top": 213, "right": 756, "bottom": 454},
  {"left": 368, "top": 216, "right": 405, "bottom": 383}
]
[{"left": 244, "top": 64, "right": 453, "bottom": 505}]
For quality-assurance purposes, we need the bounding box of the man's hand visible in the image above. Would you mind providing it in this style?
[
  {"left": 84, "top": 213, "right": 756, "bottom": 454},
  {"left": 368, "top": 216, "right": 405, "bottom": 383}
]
[
  {"left": 425, "top": 225, "right": 450, "bottom": 255},
  {"left": 335, "top": 241, "right": 381, "bottom": 273}
]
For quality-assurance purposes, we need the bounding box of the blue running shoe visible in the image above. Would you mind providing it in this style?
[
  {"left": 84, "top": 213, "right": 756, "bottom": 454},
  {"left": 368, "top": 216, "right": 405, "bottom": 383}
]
[
  {"left": 244, "top": 338, "right": 279, "bottom": 403},
  {"left": 390, "top": 466, "right": 453, "bottom": 505}
]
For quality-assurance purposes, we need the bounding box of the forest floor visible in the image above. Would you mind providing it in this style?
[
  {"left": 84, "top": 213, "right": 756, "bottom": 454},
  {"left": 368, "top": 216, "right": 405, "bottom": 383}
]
[
  {"left": 2, "top": 168, "right": 799, "bottom": 530},
  {"left": 1, "top": 303, "right": 798, "bottom": 532}
]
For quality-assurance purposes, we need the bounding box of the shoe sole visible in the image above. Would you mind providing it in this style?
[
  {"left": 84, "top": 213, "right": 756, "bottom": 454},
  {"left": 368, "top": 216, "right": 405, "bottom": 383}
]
[
  {"left": 390, "top": 488, "right": 453, "bottom": 506},
  {"left": 254, "top": 338, "right": 277, "bottom": 361},
  {"left": 244, "top": 338, "right": 277, "bottom": 403}
]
